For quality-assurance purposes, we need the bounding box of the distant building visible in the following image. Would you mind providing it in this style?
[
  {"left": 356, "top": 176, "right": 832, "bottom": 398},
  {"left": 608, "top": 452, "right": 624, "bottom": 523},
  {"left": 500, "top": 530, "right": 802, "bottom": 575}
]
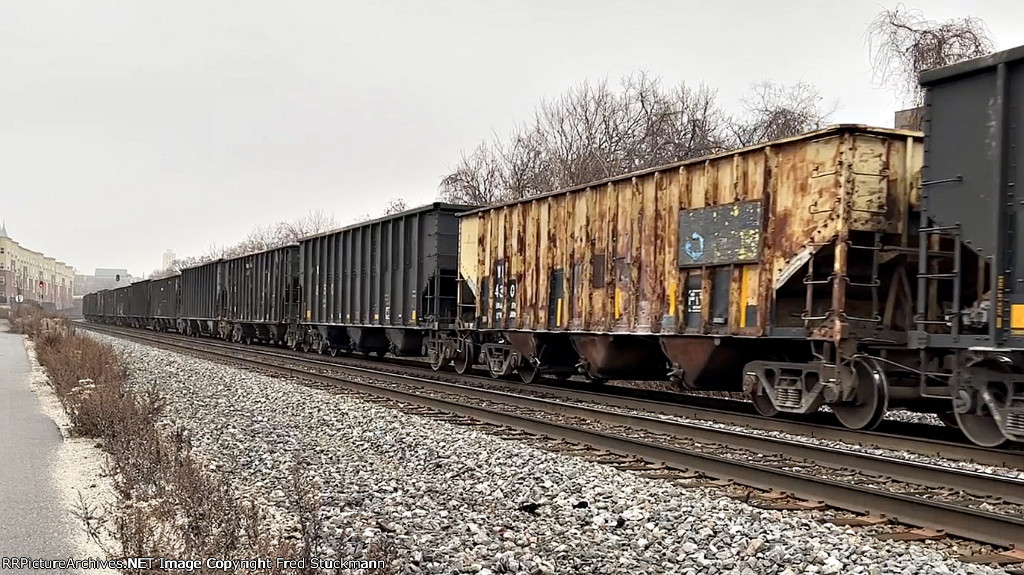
[
  {"left": 162, "top": 249, "right": 176, "bottom": 271},
  {"left": 0, "top": 221, "right": 76, "bottom": 309},
  {"left": 74, "top": 268, "right": 135, "bottom": 296},
  {"left": 94, "top": 267, "right": 129, "bottom": 279}
]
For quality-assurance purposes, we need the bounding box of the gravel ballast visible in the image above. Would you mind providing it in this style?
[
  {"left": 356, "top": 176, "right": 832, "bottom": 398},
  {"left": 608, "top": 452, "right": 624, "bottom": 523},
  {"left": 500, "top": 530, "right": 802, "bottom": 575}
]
[{"left": 96, "top": 333, "right": 1012, "bottom": 575}]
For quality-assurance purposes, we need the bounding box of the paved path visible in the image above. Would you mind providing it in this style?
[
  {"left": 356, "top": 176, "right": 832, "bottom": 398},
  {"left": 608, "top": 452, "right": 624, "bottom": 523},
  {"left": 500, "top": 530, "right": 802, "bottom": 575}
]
[{"left": 0, "top": 323, "right": 77, "bottom": 572}]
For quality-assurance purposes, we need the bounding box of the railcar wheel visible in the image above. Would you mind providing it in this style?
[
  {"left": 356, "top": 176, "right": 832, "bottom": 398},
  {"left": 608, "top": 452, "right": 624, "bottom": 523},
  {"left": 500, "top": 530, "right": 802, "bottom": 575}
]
[
  {"left": 301, "top": 341, "right": 311, "bottom": 353},
  {"left": 518, "top": 363, "right": 539, "bottom": 384},
  {"left": 488, "top": 360, "right": 506, "bottom": 379},
  {"left": 751, "top": 391, "right": 779, "bottom": 417},
  {"left": 429, "top": 348, "right": 446, "bottom": 371},
  {"left": 329, "top": 346, "right": 340, "bottom": 357},
  {"left": 956, "top": 361, "right": 1015, "bottom": 447},
  {"left": 833, "top": 358, "right": 888, "bottom": 430},
  {"left": 955, "top": 408, "right": 1005, "bottom": 447},
  {"left": 955, "top": 386, "right": 1007, "bottom": 447},
  {"left": 454, "top": 342, "right": 473, "bottom": 375}
]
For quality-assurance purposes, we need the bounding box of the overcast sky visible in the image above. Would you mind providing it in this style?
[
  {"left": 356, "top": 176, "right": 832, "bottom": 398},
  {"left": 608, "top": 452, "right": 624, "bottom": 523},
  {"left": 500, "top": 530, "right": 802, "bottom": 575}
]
[{"left": 2, "top": 1, "right": 1022, "bottom": 278}]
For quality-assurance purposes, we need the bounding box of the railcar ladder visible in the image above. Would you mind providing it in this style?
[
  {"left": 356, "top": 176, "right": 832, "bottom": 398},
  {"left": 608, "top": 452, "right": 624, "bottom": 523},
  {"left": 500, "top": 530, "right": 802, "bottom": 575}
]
[
  {"left": 915, "top": 223, "right": 962, "bottom": 398},
  {"left": 844, "top": 233, "right": 884, "bottom": 326},
  {"left": 801, "top": 241, "right": 832, "bottom": 326},
  {"left": 801, "top": 235, "right": 883, "bottom": 329}
]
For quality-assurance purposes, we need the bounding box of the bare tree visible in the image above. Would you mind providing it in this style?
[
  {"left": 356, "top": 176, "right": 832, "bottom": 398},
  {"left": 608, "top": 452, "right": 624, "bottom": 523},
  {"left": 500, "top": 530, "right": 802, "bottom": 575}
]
[
  {"left": 729, "top": 82, "right": 835, "bottom": 147},
  {"left": 277, "top": 209, "right": 337, "bottom": 243},
  {"left": 496, "top": 124, "right": 553, "bottom": 200},
  {"left": 439, "top": 143, "right": 507, "bottom": 205},
  {"left": 148, "top": 269, "right": 179, "bottom": 280},
  {"left": 867, "top": 4, "right": 994, "bottom": 105},
  {"left": 383, "top": 198, "right": 409, "bottom": 214},
  {"left": 656, "top": 82, "right": 732, "bottom": 162},
  {"left": 438, "top": 74, "right": 827, "bottom": 206},
  {"left": 168, "top": 254, "right": 212, "bottom": 271},
  {"left": 170, "top": 210, "right": 339, "bottom": 266}
]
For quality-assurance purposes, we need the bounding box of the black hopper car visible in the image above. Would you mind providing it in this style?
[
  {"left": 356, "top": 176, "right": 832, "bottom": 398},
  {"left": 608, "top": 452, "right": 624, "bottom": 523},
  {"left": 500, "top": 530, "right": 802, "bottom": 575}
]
[{"left": 87, "top": 202, "right": 469, "bottom": 359}]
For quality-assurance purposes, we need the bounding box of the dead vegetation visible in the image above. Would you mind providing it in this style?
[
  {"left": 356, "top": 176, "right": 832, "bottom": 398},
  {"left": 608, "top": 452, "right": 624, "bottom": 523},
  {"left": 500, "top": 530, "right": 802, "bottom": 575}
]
[
  {"left": 438, "top": 75, "right": 835, "bottom": 206},
  {"left": 153, "top": 209, "right": 340, "bottom": 278},
  {"left": 867, "top": 4, "right": 994, "bottom": 105},
  {"left": 14, "top": 309, "right": 395, "bottom": 574},
  {"left": 8, "top": 301, "right": 52, "bottom": 334}
]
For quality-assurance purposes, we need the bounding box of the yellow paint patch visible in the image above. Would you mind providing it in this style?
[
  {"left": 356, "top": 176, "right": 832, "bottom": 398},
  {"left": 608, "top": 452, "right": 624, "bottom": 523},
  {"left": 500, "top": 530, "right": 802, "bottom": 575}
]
[
  {"left": 411, "top": 309, "right": 417, "bottom": 322},
  {"left": 737, "top": 229, "right": 760, "bottom": 260},
  {"left": 668, "top": 281, "right": 677, "bottom": 317},
  {"left": 556, "top": 297, "right": 563, "bottom": 327},
  {"left": 1011, "top": 304, "right": 1024, "bottom": 331},
  {"left": 614, "top": 288, "right": 622, "bottom": 319},
  {"left": 739, "top": 267, "right": 751, "bottom": 328}
]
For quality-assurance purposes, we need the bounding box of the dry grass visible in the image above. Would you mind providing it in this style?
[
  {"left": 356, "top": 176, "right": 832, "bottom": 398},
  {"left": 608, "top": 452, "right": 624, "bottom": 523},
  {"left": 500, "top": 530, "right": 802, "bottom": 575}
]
[
  {"left": 20, "top": 312, "right": 395, "bottom": 574},
  {"left": 8, "top": 301, "right": 47, "bottom": 334}
]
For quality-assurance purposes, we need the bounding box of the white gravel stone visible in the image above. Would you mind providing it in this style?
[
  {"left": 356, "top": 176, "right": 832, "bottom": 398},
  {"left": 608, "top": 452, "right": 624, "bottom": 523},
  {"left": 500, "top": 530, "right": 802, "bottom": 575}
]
[{"left": 93, "top": 333, "right": 1013, "bottom": 575}]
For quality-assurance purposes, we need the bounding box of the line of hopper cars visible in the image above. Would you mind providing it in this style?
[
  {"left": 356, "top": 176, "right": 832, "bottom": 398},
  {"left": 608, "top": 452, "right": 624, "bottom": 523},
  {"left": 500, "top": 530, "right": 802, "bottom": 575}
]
[{"left": 85, "top": 46, "right": 1024, "bottom": 446}]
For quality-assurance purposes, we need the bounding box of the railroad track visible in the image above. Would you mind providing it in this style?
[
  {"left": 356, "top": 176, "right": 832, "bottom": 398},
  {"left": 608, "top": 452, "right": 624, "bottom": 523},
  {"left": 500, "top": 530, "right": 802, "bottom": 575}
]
[
  {"left": 81, "top": 322, "right": 1024, "bottom": 558},
  {"left": 74, "top": 321, "right": 1024, "bottom": 469},
  {"left": 315, "top": 353, "right": 1024, "bottom": 468}
]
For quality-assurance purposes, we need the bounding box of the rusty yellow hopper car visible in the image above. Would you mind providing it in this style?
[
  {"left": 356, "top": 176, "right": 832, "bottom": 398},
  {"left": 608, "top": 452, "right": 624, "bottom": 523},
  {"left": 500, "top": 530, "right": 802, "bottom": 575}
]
[{"left": 454, "top": 124, "right": 924, "bottom": 431}]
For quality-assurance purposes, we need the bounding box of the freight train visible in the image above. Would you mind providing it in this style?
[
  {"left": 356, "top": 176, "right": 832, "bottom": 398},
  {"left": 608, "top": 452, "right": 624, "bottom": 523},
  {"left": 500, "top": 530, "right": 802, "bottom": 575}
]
[{"left": 85, "top": 45, "right": 1024, "bottom": 447}]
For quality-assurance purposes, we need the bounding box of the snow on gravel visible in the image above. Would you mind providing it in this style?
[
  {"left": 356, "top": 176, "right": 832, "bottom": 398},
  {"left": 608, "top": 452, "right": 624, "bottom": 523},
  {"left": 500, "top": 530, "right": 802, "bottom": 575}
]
[{"left": 95, "top": 333, "right": 1012, "bottom": 575}]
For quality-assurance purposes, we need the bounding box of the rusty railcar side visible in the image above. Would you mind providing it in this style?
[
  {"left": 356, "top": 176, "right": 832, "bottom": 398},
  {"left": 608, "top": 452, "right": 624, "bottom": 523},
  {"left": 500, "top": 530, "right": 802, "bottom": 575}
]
[{"left": 459, "top": 125, "right": 923, "bottom": 388}]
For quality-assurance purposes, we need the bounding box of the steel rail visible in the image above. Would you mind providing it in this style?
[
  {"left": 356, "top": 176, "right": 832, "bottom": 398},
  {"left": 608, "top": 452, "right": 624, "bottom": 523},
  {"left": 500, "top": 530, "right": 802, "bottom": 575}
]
[
  {"left": 522, "top": 383, "right": 1024, "bottom": 468},
  {"left": 83, "top": 322, "right": 1024, "bottom": 548}
]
